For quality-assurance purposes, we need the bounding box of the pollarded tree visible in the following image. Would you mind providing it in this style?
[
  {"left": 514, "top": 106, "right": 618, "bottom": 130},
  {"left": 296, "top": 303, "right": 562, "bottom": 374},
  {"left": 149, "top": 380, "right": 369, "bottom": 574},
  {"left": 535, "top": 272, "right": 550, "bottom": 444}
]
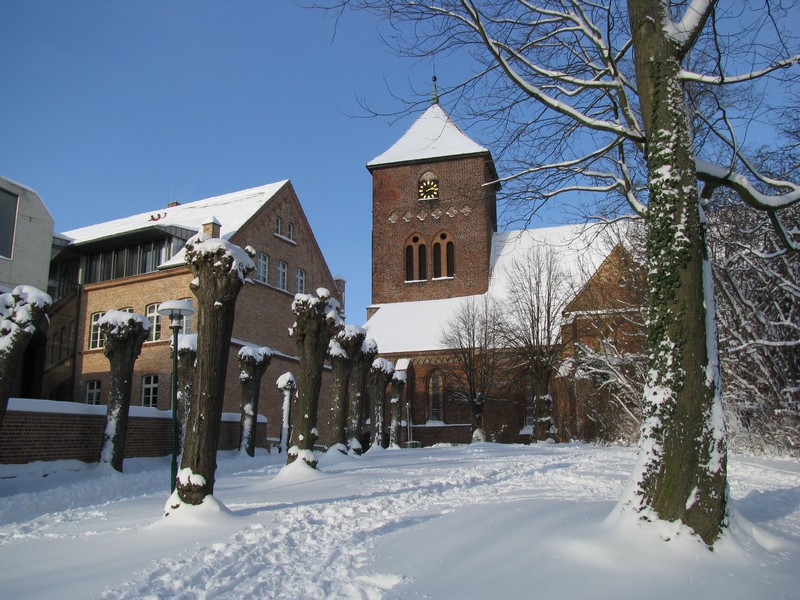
[
  {"left": 172, "top": 234, "right": 255, "bottom": 509},
  {"left": 389, "top": 369, "right": 407, "bottom": 448},
  {"left": 368, "top": 357, "right": 395, "bottom": 449},
  {"left": 238, "top": 345, "right": 272, "bottom": 457},
  {"left": 276, "top": 372, "right": 296, "bottom": 454},
  {"left": 0, "top": 286, "right": 51, "bottom": 428},
  {"left": 331, "top": 0, "right": 800, "bottom": 545},
  {"left": 98, "top": 310, "right": 150, "bottom": 472},
  {"left": 325, "top": 325, "right": 367, "bottom": 452},
  {"left": 440, "top": 295, "right": 506, "bottom": 441},
  {"left": 288, "top": 288, "right": 344, "bottom": 467},
  {"left": 346, "top": 337, "right": 378, "bottom": 454}
]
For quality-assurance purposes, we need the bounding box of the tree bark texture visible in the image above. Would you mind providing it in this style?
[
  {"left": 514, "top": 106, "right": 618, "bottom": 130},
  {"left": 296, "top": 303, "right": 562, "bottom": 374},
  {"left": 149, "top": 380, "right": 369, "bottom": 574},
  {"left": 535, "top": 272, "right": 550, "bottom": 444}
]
[
  {"left": 627, "top": 0, "right": 727, "bottom": 545},
  {"left": 288, "top": 292, "right": 343, "bottom": 467},
  {"left": 238, "top": 349, "right": 271, "bottom": 457},
  {"left": 389, "top": 375, "right": 406, "bottom": 448},
  {"left": 346, "top": 340, "right": 378, "bottom": 454},
  {"left": 176, "top": 343, "right": 196, "bottom": 453},
  {"left": 99, "top": 317, "right": 148, "bottom": 472},
  {"left": 178, "top": 239, "right": 252, "bottom": 505}
]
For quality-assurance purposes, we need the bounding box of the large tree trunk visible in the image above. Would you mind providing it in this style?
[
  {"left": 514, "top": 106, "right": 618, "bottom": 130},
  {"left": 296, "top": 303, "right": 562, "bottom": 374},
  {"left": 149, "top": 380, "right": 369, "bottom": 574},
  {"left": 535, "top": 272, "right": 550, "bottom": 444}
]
[
  {"left": 346, "top": 339, "right": 378, "bottom": 454},
  {"left": 625, "top": 0, "right": 727, "bottom": 545},
  {"left": 176, "top": 336, "right": 196, "bottom": 453},
  {"left": 368, "top": 358, "right": 394, "bottom": 449},
  {"left": 276, "top": 372, "right": 296, "bottom": 454},
  {"left": 287, "top": 290, "right": 343, "bottom": 467},
  {"left": 0, "top": 287, "right": 50, "bottom": 429},
  {"left": 389, "top": 373, "right": 406, "bottom": 448},
  {"left": 238, "top": 347, "right": 271, "bottom": 457},
  {"left": 531, "top": 368, "right": 552, "bottom": 442},
  {"left": 176, "top": 236, "right": 253, "bottom": 506},
  {"left": 98, "top": 312, "right": 149, "bottom": 472}
]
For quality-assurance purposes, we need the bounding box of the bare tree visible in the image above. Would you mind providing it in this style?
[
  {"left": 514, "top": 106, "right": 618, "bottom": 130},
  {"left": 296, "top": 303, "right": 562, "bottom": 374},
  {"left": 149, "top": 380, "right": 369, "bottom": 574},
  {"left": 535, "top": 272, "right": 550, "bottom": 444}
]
[
  {"left": 389, "top": 370, "right": 407, "bottom": 448},
  {"left": 346, "top": 337, "right": 378, "bottom": 454},
  {"left": 0, "top": 286, "right": 50, "bottom": 428},
  {"left": 328, "top": 0, "right": 800, "bottom": 545},
  {"left": 325, "top": 325, "right": 367, "bottom": 452},
  {"left": 288, "top": 288, "right": 344, "bottom": 467},
  {"left": 98, "top": 310, "right": 150, "bottom": 472},
  {"left": 500, "top": 245, "right": 571, "bottom": 441},
  {"left": 238, "top": 345, "right": 272, "bottom": 457},
  {"left": 172, "top": 235, "right": 255, "bottom": 509},
  {"left": 440, "top": 295, "right": 506, "bottom": 441},
  {"left": 368, "top": 357, "right": 394, "bottom": 449}
]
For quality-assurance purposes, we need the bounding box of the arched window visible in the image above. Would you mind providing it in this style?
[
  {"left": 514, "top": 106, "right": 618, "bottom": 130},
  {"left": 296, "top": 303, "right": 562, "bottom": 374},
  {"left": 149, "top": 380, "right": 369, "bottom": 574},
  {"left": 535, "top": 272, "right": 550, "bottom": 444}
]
[
  {"left": 428, "top": 370, "right": 443, "bottom": 422},
  {"left": 405, "top": 234, "right": 428, "bottom": 281},
  {"left": 433, "top": 232, "right": 455, "bottom": 279}
]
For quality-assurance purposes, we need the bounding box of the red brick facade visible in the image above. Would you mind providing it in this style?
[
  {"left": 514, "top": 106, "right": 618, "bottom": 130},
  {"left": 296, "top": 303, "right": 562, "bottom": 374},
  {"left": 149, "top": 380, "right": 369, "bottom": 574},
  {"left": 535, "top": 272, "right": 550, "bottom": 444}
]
[
  {"left": 368, "top": 154, "right": 498, "bottom": 307},
  {"left": 41, "top": 181, "right": 342, "bottom": 446}
]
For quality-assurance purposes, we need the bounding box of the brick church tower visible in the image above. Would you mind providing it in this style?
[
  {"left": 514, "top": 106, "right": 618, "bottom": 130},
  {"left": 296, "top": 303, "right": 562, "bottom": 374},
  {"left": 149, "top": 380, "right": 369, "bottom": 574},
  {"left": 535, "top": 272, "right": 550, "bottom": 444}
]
[{"left": 366, "top": 101, "right": 499, "bottom": 308}]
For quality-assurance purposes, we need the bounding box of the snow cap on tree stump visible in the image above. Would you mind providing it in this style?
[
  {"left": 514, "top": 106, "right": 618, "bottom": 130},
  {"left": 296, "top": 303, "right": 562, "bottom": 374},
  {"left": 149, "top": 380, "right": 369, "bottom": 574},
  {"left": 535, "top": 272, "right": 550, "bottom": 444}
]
[{"left": 184, "top": 231, "right": 256, "bottom": 284}]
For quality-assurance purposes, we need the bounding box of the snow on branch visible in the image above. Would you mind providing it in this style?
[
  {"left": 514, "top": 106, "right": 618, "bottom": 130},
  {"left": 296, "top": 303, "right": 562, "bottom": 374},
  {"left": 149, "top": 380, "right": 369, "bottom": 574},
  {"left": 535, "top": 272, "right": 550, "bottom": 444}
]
[{"left": 679, "top": 55, "right": 800, "bottom": 85}]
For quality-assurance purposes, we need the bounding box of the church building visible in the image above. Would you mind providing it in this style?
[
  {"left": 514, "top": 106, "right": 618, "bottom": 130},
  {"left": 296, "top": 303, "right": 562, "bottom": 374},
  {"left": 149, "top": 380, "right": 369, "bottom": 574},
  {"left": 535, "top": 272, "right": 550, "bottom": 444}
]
[{"left": 363, "top": 101, "right": 644, "bottom": 446}]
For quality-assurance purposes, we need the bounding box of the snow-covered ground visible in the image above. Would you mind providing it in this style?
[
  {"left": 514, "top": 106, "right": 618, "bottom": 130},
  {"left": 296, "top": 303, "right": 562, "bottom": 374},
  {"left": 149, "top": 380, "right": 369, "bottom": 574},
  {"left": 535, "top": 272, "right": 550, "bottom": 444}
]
[{"left": 0, "top": 443, "right": 797, "bottom": 599}]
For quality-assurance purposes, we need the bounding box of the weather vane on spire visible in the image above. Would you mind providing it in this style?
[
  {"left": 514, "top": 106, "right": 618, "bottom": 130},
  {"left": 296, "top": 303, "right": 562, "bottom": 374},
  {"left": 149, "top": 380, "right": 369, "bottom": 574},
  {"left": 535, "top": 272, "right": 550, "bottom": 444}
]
[{"left": 432, "top": 75, "right": 439, "bottom": 105}]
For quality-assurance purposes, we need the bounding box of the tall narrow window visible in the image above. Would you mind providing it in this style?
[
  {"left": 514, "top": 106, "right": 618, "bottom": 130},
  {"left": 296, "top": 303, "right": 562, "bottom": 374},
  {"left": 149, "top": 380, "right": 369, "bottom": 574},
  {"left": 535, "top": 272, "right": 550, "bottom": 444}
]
[
  {"left": 85, "top": 380, "right": 101, "bottom": 405},
  {"left": 142, "top": 375, "right": 158, "bottom": 408},
  {"left": 256, "top": 252, "right": 269, "bottom": 283},
  {"left": 428, "top": 371, "right": 443, "bottom": 422},
  {"left": 145, "top": 303, "right": 161, "bottom": 342},
  {"left": 418, "top": 245, "right": 427, "bottom": 280},
  {"left": 405, "top": 246, "right": 415, "bottom": 281},
  {"left": 89, "top": 312, "right": 103, "bottom": 349},
  {"left": 433, "top": 243, "right": 442, "bottom": 278},
  {"left": 0, "top": 187, "right": 18, "bottom": 259},
  {"left": 287, "top": 222, "right": 295, "bottom": 240},
  {"left": 274, "top": 216, "right": 282, "bottom": 235},
  {"left": 446, "top": 241, "right": 455, "bottom": 277},
  {"left": 296, "top": 268, "right": 306, "bottom": 294},
  {"left": 277, "top": 260, "right": 288, "bottom": 290}
]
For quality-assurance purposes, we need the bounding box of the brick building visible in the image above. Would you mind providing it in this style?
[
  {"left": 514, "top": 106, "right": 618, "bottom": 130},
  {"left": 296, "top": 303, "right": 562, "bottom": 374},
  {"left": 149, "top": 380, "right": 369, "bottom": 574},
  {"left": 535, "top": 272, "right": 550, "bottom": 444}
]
[
  {"left": 363, "top": 102, "right": 644, "bottom": 445},
  {"left": 43, "top": 181, "right": 344, "bottom": 445}
]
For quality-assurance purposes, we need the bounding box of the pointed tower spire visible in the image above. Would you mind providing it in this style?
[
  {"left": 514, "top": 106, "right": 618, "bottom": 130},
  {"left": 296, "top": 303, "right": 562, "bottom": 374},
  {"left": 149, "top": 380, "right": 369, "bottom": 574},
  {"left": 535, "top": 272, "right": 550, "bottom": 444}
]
[{"left": 431, "top": 75, "right": 439, "bottom": 105}]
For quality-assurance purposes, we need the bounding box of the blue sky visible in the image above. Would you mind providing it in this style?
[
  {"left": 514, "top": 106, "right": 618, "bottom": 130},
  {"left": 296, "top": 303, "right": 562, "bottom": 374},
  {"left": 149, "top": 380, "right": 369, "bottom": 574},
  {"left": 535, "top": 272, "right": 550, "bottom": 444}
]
[{"left": 1, "top": 1, "right": 553, "bottom": 321}]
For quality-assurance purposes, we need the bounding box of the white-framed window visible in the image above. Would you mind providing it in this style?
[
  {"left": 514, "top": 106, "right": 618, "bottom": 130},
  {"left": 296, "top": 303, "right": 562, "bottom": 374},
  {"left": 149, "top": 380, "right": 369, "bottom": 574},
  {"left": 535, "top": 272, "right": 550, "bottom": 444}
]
[
  {"left": 118, "top": 306, "right": 133, "bottom": 313},
  {"left": 145, "top": 303, "right": 161, "bottom": 342},
  {"left": 295, "top": 268, "right": 306, "bottom": 294},
  {"left": 256, "top": 252, "right": 269, "bottom": 283},
  {"left": 85, "top": 380, "right": 101, "bottom": 405},
  {"left": 142, "top": 374, "right": 158, "bottom": 408},
  {"left": 89, "top": 312, "right": 103, "bottom": 349},
  {"left": 287, "top": 222, "right": 294, "bottom": 241},
  {"left": 277, "top": 260, "right": 288, "bottom": 291},
  {"left": 274, "top": 216, "right": 282, "bottom": 236}
]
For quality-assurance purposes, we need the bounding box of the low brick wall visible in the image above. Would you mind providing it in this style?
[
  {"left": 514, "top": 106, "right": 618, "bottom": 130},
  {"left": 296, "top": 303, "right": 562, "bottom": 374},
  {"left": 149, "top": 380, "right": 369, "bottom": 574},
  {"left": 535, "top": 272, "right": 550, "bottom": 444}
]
[{"left": 0, "top": 398, "right": 268, "bottom": 464}]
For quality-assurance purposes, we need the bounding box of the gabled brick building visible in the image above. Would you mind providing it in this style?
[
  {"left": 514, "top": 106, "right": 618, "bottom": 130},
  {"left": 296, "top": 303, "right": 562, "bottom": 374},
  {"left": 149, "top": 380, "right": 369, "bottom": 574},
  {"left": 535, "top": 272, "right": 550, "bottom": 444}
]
[
  {"left": 363, "top": 102, "right": 644, "bottom": 445},
  {"left": 43, "top": 181, "right": 344, "bottom": 443}
]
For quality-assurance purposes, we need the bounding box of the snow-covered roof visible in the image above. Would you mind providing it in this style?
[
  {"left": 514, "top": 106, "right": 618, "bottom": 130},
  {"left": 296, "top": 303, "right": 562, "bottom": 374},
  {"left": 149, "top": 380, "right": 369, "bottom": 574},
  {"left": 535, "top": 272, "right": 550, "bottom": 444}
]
[
  {"left": 367, "top": 104, "right": 488, "bottom": 168},
  {"left": 61, "top": 181, "right": 289, "bottom": 247},
  {"left": 364, "top": 223, "right": 614, "bottom": 354}
]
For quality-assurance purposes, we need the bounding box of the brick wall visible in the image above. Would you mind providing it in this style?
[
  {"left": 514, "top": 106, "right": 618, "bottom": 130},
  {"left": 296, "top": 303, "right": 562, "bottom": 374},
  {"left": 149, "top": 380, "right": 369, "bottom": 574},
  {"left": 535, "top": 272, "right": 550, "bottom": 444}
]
[
  {"left": 370, "top": 155, "right": 497, "bottom": 305},
  {"left": 0, "top": 399, "right": 268, "bottom": 464}
]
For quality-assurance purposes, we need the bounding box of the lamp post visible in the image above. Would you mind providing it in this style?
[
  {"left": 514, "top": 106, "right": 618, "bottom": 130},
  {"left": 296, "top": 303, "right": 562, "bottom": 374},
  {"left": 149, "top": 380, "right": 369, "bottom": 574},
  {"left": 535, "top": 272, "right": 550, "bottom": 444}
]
[{"left": 158, "top": 299, "right": 195, "bottom": 493}]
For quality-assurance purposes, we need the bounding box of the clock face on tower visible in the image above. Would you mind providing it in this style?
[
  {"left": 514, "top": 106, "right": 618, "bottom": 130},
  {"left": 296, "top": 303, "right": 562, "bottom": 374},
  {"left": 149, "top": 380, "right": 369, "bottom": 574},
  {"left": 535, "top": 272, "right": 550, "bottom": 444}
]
[{"left": 418, "top": 179, "right": 440, "bottom": 200}]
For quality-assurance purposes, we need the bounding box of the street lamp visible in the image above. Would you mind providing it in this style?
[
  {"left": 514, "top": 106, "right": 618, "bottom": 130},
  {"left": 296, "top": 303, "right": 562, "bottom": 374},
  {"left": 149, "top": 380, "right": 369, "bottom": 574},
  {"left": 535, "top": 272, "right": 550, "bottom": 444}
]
[{"left": 158, "top": 299, "right": 195, "bottom": 493}]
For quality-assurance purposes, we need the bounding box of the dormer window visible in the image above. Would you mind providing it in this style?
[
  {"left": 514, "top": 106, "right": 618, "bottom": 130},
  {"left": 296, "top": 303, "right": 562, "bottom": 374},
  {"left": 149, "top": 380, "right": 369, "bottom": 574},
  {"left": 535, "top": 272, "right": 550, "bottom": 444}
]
[{"left": 418, "top": 171, "right": 439, "bottom": 200}]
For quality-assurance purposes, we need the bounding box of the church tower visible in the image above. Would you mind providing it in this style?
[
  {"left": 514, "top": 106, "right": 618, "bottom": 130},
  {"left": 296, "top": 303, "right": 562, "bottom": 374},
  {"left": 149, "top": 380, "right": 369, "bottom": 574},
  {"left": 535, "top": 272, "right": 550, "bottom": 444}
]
[{"left": 367, "top": 102, "right": 499, "bottom": 308}]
